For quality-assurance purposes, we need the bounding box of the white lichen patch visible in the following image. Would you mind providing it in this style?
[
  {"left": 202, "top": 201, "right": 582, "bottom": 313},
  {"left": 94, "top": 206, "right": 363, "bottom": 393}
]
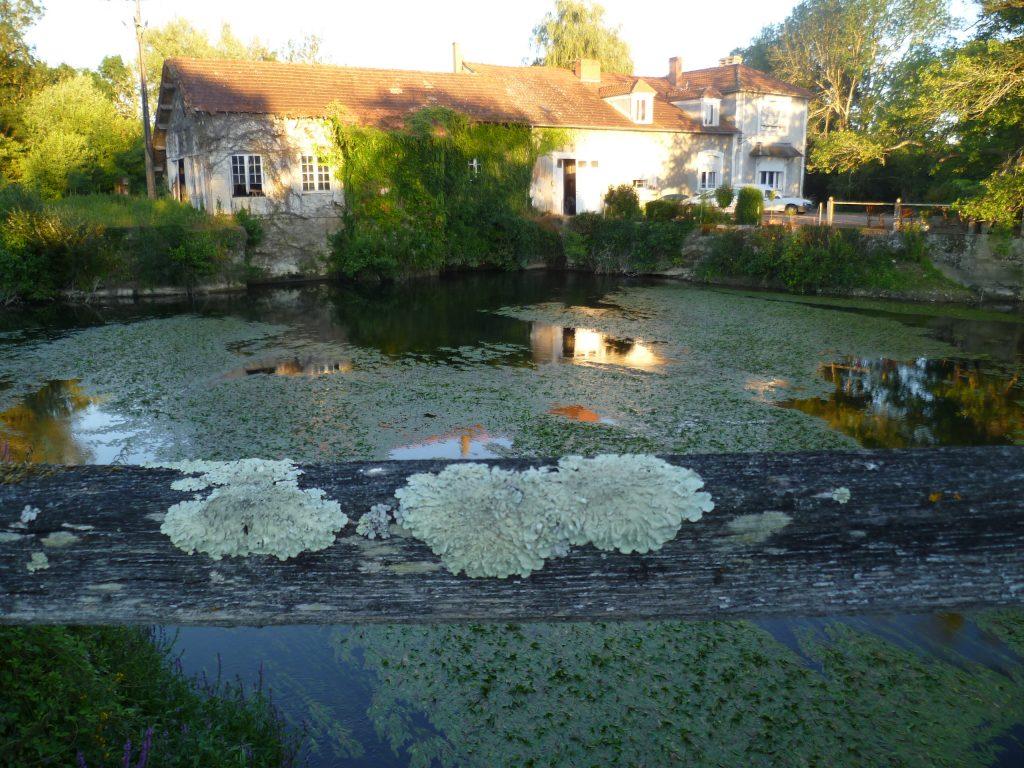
[
  {"left": 26, "top": 551, "right": 49, "bottom": 573},
  {"left": 41, "top": 531, "right": 79, "bottom": 548},
  {"left": 725, "top": 512, "right": 793, "bottom": 546},
  {"left": 831, "top": 487, "right": 852, "bottom": 504},
  {"left": 61, "top": 523, "right": 94, "bottom": 531},
  {"left": 396, "top": 463, "right": 575, "bottom": 578},
  {"left": 0, "top": 531, "right": 24, "bottom": 543},
  {"left": 554, "top": 455, "right": 713, "bottom": 554},
  {"left": 158, "top": 459, "right": 347, "bottom": 561},
  {"left": 356, "top": 504, "right": 393, "bottom": 540},
  {"left": 394, "top": 455, "right": 713, "bottom": 578}
]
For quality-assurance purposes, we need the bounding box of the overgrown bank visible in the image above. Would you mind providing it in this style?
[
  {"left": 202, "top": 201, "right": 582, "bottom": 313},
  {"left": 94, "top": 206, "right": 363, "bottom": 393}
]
[
  {"left": 0, "top": 188, "right": 258, "bottom": 303},
  {"left": 0, "top": 625, "right": 300, "bottom": 767}
]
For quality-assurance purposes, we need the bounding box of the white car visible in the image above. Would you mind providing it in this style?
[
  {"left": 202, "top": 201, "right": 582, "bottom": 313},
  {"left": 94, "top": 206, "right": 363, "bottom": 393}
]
[{"left": 759, "top": 189, "right": 814, "bottom": 215}]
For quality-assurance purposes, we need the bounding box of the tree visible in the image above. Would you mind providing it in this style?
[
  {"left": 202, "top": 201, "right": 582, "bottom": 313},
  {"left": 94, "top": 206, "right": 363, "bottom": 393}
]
[
  {"left": 283, "top": 34, "right": 325, "bottom": 64},
  {"left": 531, "top": 0, "right": 633, "bottom": 74},
  {"left": 19, "top": 74, "right": 139, "bottom": 197},
  {"left": 763, "top": 0, "right": 950, "bottom": 138},
  {"left": 92, "top": 55, "right": 136, "bottom": 118},
  {"left": 143, "top": 18, "right": 276, "bottom": 94},
  {"left": 0, "top": 0, "right": 43, "bottom": 101}
]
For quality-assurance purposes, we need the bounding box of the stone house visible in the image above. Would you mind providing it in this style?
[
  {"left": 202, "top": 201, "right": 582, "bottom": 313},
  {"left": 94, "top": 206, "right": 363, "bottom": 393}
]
[{"left": 153, "top": 51, "right": 811, "bottom": 274}]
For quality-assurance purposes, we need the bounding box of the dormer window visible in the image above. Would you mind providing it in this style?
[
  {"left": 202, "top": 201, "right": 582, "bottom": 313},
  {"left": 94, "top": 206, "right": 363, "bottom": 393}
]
[
  {"left": 632, "top": 93, "right": 653, "bottom": 124},
  {"left": 702, "top": 98, "right": 720, "bottom": 127}
]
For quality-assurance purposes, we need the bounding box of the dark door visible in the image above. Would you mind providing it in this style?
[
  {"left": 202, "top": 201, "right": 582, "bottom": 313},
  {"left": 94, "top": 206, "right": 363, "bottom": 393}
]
[
  {"left": 562, "top": 159, "right": 576, "bottom": 215},
  {"left": 177, "top": 158, "right": 188, "bottom": 203}
]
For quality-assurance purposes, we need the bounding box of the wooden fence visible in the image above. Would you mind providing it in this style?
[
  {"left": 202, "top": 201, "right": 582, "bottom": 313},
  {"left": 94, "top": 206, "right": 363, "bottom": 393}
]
[{"left": 1, "top": 447, "right": 1022, "bottom": 626}]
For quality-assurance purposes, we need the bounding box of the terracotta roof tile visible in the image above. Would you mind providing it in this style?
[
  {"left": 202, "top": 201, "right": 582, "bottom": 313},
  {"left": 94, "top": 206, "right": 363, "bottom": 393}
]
[{"left": 159, "top": 58, "right": 742, "bottom": 135}]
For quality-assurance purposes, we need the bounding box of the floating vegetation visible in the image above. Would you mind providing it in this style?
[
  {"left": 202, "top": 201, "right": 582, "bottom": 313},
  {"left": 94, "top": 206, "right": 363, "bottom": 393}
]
[
  {"left": 158, "top": 459, "right": 347, "bottom": 561},
  {"left": 394, "top": 455, "right": 712, "bottom": 577}
]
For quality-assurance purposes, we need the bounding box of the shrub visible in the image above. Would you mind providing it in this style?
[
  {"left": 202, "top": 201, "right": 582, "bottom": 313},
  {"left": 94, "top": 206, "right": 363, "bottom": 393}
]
[
  {"left": 233, "top": 207, "right": 264, "bottom": 257},
  {"left": 714, "top": 184, "right": 735, "bottom": 209},
  {"left": 645, "top": 198, "right": 682, "bottom": 222},
  {"left": 565, "top": 215, "right": 695, "bottom": 273},
  {"left": 0, "top": 626, "right": 299, "bottom": 767},
  {"left": 735, "top": 187, "right": 764, "bottom": 225},
  {"left": 168, "top": 230, "right": 227, "bottom": 289},
  {"left": 602, "top": 184, "right": 642, "bottom": 220},
  {"left": 679, "top": 201, "right": 730, "bottom": 232}
]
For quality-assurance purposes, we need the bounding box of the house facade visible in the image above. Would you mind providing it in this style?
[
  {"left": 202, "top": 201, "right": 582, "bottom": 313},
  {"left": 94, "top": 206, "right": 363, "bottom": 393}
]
[{"left": 153, "top": 52, "right": 810, "bottom": 274}]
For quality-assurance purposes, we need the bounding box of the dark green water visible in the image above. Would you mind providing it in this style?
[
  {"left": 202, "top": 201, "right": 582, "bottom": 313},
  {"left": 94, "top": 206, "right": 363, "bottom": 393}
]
[{"left": 2, "top": 273, "right": 1023, "bottom": 766}]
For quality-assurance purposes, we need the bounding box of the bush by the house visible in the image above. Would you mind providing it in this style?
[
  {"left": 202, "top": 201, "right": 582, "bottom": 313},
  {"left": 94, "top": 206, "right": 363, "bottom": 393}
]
[
  {"left": 679, "top": 201, "right": 731, "bottom": 232},
  {"left": 602, "top": 184, "right": 642, "bottom": 220},
  {"left": 644, "top": 198, "right": 682, "bottom": 221},
  {"left": 565, "top": 212, "right": 695, "bottom": 273},
  {"left": 714, "top": 183, "right": 735, "bottom": 209},
  {"left": 735, "top": 186, "right": 764, "bottom": 225},
  {"left": 0, "top": 625, "right": 300, "bottom": 767},
  {"left": 695, "top": 225, "right": 947, "bottom": 293}
]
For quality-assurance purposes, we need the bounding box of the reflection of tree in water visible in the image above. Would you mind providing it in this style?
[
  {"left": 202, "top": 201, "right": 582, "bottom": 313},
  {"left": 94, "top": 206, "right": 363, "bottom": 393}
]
[
  {"left": 780, "top": 357, "right": 1024, "bottom": 448},
  {"left": 0, "top": 380, "right": 96, "bottom": 463},
  {"left": 340, "top": 618, "right": 1024, "bottom": 768}
]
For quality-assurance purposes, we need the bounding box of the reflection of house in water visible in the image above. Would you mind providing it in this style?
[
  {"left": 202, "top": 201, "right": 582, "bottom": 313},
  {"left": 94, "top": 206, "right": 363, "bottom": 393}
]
[
  {"left": 226, "top": 357, "right": 353, "bottom": 378},
  {"left": 530, "top": 324, "right": 663, "bottom": 369},
  {"left": 388, "top": 425, "right": 512, "bottom": 460}
]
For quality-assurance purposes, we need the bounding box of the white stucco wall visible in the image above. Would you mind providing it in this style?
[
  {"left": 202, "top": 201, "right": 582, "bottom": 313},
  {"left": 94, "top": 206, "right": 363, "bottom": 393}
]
[
  {"left": 529, "top": 128, "right": 734, "bottom": 215},
  {"left": 725, "top": 92, "right": 808, "bottom": 198}
]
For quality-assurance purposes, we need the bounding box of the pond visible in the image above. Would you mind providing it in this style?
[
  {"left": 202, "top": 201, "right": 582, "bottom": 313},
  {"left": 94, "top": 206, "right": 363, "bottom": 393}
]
[{"left": 2, "top": 273, "right": 1023, "bottom": 766}]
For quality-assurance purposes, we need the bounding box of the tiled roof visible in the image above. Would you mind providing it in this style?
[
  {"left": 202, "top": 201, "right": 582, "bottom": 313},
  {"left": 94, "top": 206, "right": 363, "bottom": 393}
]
[
  {"left": 158, "top": 58, "right": 739, "bottom": 135},
  {"left": 610, "top": 63, "right": 815, "bottom": 101}
]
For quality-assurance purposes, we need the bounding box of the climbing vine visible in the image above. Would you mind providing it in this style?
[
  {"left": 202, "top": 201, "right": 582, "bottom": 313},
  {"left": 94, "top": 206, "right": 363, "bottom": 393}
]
[{"left": 326, "top": 106, "right": 567, "bottom": 278}]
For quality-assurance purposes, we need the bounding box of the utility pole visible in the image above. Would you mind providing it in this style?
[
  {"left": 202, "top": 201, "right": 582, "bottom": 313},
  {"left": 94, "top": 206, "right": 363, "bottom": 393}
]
[{"left": 133, "top": 0, "right": 156, "bottom": 198}]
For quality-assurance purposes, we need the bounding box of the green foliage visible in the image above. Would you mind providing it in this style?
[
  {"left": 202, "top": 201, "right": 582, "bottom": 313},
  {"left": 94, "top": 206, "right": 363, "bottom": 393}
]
[
  {"left": 696, "top": 225, "right": 951, "bottom": 294},
  {"left": 0, "top": 625, "right": 299, "bottom": 767},
  {"left": 530, "top": 0, "right": 633, "bottom": 73},
  {"left": 0, "top": 193, "right": 244, "bottom": 301},
  {"left": 735, "top": 186, "right": 764, "bottom": 225},
  {"left": 0, "top": 0, "right": 43, "bottom": 102},
  {"left": 18, "top": 74, "right": 140, "bottom": 197},
  {"left": 714, "top": 183, "right": 735, "bottom": 209},
  {"left": 328, "top": 107, "right": 566, "bottom": 279},
  {"left": 644, "top": 198, "right": 682, "bottom": 221},
  {"left": 602, "top": 184, "right": 641, "bottom": 220},
  {"left": 233, "top": 207, "right": 265, "bottom": 254},
  {"left": 565, "top": 213, "right": 694, "bottom": 272}
]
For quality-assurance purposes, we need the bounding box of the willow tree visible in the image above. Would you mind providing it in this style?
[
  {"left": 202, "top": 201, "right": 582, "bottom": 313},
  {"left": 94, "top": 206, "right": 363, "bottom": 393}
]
[{"left": 530, "top": 0, "right": 633, "bottom": 74}]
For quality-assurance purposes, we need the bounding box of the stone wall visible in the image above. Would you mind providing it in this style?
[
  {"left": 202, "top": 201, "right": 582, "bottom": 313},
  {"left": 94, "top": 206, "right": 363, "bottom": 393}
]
[
  {"left": 925, "top": 232, "right": 1024, "bottom": 302},
  {"left": 250, "top": 211, "right": 341, "bottom": 278}
]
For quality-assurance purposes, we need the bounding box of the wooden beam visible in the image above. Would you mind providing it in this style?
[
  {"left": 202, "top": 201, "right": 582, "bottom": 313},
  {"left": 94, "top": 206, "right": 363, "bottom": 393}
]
[{"left": 1, "top": 447, "right": 1022, "bottom": 625}]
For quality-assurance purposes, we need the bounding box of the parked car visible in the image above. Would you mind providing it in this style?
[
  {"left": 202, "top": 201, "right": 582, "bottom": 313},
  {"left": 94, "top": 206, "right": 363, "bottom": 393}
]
[{"left": 759, "top": 189, "right": 814, "bottom": 214}]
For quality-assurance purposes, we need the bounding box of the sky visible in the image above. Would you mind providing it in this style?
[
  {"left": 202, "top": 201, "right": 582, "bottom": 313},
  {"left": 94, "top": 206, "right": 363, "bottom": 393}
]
[{"left": 26, "top": 0, "right": 811, "bottom": 76}]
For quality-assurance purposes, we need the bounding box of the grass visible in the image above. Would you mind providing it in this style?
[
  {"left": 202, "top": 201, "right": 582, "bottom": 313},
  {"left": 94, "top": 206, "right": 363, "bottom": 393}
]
[
  {"left": 0, "top": 625, "right": 301, "bottom": 767},
  {"left": 45, "top": 195, "right": 222, "bottom": 230}
]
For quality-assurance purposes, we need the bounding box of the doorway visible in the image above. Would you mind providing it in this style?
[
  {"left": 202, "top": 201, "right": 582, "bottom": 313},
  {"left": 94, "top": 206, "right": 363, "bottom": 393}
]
[
  {"left": 562, "top": 159, "right": 576, "bottom": 215},
  {"left": 176, "top": 158, "right": 189, "bottom": 203}
]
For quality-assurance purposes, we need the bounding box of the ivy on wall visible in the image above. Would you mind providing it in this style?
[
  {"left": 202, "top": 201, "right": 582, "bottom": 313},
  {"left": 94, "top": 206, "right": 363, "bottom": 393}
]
[{"left": 326, "top": 106, "right": 567, "bottom": 279}]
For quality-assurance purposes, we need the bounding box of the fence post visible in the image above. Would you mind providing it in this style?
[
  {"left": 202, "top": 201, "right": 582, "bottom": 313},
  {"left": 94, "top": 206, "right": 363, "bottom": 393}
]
[
  {"left": 817, "top": 202, "right": 823, "bottom": 225},
  {"left": 894, "top": 198, "right": 901, "bottom": 232},
  {"left": 827, "top": 196, "right": 834, "bottom": 226}
]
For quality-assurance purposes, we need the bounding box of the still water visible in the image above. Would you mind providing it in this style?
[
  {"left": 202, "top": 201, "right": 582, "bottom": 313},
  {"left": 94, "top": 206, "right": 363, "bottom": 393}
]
[{"left": 2, "top": 273, "right": 1023, "bottom": 766}]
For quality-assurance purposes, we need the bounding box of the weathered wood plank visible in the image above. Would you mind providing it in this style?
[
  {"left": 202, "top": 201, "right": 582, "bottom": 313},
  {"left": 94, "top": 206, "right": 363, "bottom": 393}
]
[{"left": 1, "top": 447, "right": 1022, "bottom": 625}]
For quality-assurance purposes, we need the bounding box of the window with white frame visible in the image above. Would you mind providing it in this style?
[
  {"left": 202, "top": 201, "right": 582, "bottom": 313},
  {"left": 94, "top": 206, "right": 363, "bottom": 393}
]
[
  {"left": 300, "top": 155, "right": 331, "bottom": 192},
  {"left": 759, "top": 169, "right": 784, "bottom": 191},
  {"left": 702, "top": 99, "right": 720, "bottom": 127},
  {"left": 697, "top": 151, "right": 724, "bottom": 191},
  {"left": 231, "top": 154, "right": 263, "bottom": 197},
  {"left": 631, "top": 94, "right": 652, "bottom": 124},
  {"left": 759, "top": 97, "right": 786, "bottom": 133}
]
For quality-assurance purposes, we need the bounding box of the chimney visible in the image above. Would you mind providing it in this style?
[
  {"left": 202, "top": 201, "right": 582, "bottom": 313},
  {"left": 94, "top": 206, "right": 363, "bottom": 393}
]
[
  {"left": 718, "top": 54, "right": 743, "bottom": 66},
  {"left": 573, "top": 58, "right": 601, "bottom": 83},
  {"left": 668, "top": 56, "right": 683, "bottom": 87},
  {"left": 452, "top": 42, "right": 463, "bottom": 73}
]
